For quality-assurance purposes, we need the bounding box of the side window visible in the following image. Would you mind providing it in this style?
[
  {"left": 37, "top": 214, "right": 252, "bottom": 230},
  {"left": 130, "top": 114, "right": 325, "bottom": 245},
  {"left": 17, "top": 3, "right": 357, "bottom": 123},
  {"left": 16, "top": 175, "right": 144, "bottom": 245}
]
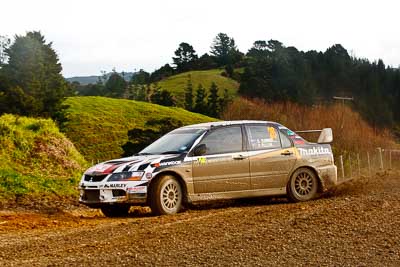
[
  {"left": 280, "top": 127, "right": 306, "bottom": 145},
  {"left": 246, "top": 125, "right": 281, "bottom": 150},
  {"left": 279, "top": 131, "right": 293, "bottom": 148},
  {"left": 198, "top": 126, "right": 242, "bottom": 155}
]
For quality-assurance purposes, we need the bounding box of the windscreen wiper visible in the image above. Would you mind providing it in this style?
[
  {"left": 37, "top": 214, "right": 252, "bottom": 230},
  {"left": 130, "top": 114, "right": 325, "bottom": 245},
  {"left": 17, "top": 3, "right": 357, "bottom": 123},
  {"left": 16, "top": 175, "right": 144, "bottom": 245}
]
[{"left": 160, "top": 151, "right": 181, "bottom": 155}]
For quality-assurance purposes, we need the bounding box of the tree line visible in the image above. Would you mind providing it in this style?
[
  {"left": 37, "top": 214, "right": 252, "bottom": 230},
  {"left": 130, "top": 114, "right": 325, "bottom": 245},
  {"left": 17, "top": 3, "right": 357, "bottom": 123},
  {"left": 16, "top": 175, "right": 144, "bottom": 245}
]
[
  {"left": 170, "top": 36, "right": 400, "bottom": 129},
  {"left": 1, "top": 31, "right": 399, "bottom": 131},
  {"left": 170, "top": 35, "right": 400, "bottom": 129},
  {"left": 239, "top": 40, "right": 400, "bottom": 129},
  {"left": 74, "top": 32, "right": 400, "bottom": 129}
]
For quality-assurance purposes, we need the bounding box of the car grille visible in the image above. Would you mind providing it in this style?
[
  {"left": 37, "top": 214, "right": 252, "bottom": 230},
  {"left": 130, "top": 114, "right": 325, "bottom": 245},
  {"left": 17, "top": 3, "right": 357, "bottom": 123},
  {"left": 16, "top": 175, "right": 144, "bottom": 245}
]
[
  {"left": 112, "top": 189, "right": 126, "bottom": 197},
  {"left": 82, "top": 190, "right": 100, "bottom": 202},
  {"left": 84, "top": 174, "right": 107, "bottom": 182}
]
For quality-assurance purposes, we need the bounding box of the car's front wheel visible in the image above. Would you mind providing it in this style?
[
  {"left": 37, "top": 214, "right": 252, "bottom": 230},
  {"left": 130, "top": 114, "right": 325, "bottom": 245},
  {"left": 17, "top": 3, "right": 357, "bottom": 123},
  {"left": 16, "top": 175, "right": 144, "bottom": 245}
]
[
  {"left": 100, "top": 205, "right": 130, "bottom": 217},
  {"left": 287, "top": 168, "right": 319, "bottom": 202},
  {"left": 149, "top": 175, "right": 183, "bottom": 215}
]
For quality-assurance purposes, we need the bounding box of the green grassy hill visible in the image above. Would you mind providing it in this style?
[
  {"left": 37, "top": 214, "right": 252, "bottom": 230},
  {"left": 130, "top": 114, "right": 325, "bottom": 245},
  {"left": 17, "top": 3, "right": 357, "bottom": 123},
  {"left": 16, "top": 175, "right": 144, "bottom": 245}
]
[
  {"left": 0, "top": 114, "right": 87, "bottom": 201},
  {"left": 156, "top": 69, "right": 239, "bottom": 104},
  {"left": 62, "top": 96, "right": 216, "bottom": 162}
]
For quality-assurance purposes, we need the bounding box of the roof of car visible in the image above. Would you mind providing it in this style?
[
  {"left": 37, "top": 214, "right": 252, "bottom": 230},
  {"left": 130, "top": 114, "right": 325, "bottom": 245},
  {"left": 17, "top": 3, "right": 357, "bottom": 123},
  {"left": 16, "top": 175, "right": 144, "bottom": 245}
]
[{"left": 182, "top": 120, "right": 279, "bottom": 129}]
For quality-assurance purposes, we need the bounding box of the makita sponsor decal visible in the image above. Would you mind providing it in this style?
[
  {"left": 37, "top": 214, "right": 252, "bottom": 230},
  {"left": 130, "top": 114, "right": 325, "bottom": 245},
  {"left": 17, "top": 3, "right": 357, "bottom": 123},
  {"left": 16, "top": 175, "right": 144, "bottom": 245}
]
[{"left": 298, "top": 146, "right": 331, "bottom": 156}]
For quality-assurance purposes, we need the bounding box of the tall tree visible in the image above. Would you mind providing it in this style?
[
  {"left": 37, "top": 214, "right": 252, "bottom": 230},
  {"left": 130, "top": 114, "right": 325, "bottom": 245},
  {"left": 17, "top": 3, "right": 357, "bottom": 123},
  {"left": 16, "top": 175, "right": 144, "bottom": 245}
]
[
  {"left": 0, "top": 31, "right": 67, "bottom": 117},
  {"left": 184, "top": 75, "right": 194, "bottom": 111},
  {"left": 172, "top": 42, "right": 198, "bottom": 72},
  {"left": 247, "top": 40, "right": 269, "bottom": 58},
  {"left": 150, "top": 64, "right": 174, "bottom": 82},
  {"left": 218, "top": 88, "right": 230, "bottom": 114},
  {"left": 145, "top": 84, "right": 152, "bottom": 102},
  {"left": 128, "top": 84, "right": 137, "bottom": 100},
  {"left": 323, "top": 44, "right": 352, "bottom": 98},
  {"left": 239, "top": 56, "right": 273, "bottom": 99},
  {"left": 196, "top": 53, "right": 218, "bottom": 70},
  {"left": 150, "top": 83, "right": 162, "bottom": 104},
  {"left": 207, "top": 82, "right": 219, "bottom": 117},
  {"left": 193, "top": 84, "right": 207, "bottom": 114},
  {"left": 129, "top": 84, "right": 146, "bottom": 101},
  {"left": 150, "top": 83, "right": 175, "bottom": 106},
  {"left": 393, "top": 70, "right": 400, "bottom": 124},
  {"left": 105, "top": 72, "right": 127, "bottom": 98},
  {"left": 266, "top": 39, "right": 284, "bottom": 52},
  {"left": 130, "top": 69, "right": 150, "bottom": 85},
  {"left": 158, "top": 90, "right": 176, "bottom": 106},
  {"left": 210, "top": 33, "right": 242, "bottom": 66}
]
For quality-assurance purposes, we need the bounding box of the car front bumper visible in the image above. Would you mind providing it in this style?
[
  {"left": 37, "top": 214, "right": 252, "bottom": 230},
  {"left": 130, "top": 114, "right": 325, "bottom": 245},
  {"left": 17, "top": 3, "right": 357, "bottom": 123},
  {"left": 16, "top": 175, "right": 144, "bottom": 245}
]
[{"left": 79, "top": 182, "right": 148, "bottom": 206}]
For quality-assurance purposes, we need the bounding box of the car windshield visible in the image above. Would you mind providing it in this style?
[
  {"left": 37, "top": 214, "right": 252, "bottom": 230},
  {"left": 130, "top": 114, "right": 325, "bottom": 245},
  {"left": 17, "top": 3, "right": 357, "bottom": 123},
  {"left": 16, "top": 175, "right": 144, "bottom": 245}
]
[{"left": 139, "top": 128, "right": 206, "bottom": 155}]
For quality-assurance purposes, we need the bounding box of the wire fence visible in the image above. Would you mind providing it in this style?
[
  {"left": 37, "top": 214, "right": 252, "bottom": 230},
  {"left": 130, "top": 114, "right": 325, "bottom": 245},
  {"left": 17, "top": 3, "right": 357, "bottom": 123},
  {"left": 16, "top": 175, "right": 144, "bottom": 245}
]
[{"left": 335, "top": 148, "right": 400, "bottom": 182}]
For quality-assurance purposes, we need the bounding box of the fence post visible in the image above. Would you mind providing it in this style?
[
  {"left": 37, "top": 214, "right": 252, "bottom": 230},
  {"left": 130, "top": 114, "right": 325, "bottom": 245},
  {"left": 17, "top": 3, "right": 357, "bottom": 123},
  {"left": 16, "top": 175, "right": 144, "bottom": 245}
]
[
  {"left": 349, "top": 154, "right": 353, "bottom": 179},
  {"left": 357, "top": 153, "right": 360, "bottom": 177},
  {"left": 378, "top": 147, "right": 383, "bottom": 170},
  {"left": 367, "top": 152, "right": 371, "bottom": 177},
  {"left": 340, "top": 155, "right": 345, "bottom": 179}
]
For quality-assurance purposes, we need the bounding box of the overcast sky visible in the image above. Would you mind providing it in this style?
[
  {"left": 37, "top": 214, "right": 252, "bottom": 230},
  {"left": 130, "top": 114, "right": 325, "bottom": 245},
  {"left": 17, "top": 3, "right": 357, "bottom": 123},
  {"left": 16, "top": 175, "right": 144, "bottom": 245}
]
[{"left": 1, "top": 0, "right": 399, "bottom": 77}]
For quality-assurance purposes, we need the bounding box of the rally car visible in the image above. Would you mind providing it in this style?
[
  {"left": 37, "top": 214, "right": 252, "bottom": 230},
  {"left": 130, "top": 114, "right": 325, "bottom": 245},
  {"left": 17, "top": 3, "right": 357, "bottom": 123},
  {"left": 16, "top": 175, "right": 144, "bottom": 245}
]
[{"left": 79, "top": 120, "right": 337, "bottom": 217}]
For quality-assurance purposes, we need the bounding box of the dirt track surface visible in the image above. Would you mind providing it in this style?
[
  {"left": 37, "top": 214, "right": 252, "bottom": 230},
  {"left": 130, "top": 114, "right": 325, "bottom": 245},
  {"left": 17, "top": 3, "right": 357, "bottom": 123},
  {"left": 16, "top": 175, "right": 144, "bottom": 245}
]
[{"left": 0, "top": 173, "right": 399, "bottom": 266}]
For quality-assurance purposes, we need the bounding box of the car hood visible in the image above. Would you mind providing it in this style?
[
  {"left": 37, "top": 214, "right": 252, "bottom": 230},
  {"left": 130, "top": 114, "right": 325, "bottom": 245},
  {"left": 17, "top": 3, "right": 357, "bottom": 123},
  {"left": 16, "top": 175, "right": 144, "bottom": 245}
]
[{"left": 84, "top": 154, "right": 184, "bottom": 176}]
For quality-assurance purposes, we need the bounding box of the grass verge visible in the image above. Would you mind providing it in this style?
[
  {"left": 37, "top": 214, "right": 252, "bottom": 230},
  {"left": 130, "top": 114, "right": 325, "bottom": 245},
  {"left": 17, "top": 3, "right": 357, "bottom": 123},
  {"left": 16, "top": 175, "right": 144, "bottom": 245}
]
[{"left": 61, "top": 96, "right": 216, "bottom": 162}]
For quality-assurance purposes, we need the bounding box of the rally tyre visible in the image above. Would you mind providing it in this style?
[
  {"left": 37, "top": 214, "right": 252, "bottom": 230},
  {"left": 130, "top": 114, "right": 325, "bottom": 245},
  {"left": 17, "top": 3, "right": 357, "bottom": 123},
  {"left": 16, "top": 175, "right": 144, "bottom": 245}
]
[
  {"left": 287, "top": 168, "right": 319, "bottom": 202},
  {"left": 149, "top": 175, "right": 183, "bottom": 215},
  {"left": 100, "top": 205, "right": 130, "bottom": 217}
]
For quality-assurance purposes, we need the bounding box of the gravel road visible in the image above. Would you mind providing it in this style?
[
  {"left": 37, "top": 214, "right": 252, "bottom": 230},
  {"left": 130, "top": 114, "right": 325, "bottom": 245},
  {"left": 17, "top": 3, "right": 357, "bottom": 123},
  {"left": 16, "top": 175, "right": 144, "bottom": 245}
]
[{"left": 0, "top": 172, "right": 399, "bottom": 266}]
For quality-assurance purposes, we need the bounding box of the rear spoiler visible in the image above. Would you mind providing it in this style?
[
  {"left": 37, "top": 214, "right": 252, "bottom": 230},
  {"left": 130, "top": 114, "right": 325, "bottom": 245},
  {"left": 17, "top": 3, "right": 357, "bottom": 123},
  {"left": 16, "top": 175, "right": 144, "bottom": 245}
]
[{"left": 295, "top": 128, "right": 333, "bottom": 144}]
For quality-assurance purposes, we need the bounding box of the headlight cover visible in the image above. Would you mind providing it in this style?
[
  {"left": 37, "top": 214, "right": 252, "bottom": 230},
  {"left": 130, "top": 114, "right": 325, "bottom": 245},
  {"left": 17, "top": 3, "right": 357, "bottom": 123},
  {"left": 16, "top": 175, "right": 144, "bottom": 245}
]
[{"left": 107, "top": 171, "right": 144, "bottom": 182}]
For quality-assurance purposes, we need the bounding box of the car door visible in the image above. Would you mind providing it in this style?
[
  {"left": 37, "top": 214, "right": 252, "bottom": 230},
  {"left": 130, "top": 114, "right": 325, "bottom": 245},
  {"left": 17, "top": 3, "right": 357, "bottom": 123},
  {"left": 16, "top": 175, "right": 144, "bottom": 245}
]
[
  {"left": 191, "top": 125, "right": 250, "bottom": 194},
  {"left": 245, "top": 124, "right": 297, "bottom": 190}
]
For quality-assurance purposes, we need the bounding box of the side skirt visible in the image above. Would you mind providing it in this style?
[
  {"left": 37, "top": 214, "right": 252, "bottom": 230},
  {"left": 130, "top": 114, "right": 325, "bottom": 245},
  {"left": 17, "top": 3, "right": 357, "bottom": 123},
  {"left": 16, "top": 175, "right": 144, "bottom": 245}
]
[{"left": 188, "top": 187, "right": 287, "bottom": 203}]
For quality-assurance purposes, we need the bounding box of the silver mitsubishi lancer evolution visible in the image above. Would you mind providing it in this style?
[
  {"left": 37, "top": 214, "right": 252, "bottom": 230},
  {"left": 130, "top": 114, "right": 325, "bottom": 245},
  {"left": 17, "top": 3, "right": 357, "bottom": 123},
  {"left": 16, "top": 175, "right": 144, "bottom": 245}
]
[{"left": 79, "top": 120, "right": 337, "bottom": 217}]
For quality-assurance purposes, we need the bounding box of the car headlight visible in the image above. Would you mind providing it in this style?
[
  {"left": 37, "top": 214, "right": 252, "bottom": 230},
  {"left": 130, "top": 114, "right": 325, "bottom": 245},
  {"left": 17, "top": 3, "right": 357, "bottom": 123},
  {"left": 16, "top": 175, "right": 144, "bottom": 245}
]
[{"left": 107, "top": 171, "right": 144, "bottom": 181}]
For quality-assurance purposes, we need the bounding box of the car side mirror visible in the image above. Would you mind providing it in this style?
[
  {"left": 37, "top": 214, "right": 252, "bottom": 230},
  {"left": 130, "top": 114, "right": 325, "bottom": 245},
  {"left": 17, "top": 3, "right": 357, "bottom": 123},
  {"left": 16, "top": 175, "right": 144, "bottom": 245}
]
[
  {"left": 193, "top": 144, "right": 207, "bottom": 156},
  {"left": 318, "top": 128, "right": 333, "bottom": 144}
]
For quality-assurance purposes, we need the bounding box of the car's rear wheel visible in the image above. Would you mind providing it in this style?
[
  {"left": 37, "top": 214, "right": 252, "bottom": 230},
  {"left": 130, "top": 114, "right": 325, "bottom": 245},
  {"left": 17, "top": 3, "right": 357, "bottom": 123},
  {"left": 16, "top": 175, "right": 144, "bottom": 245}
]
[
  {"left": 287, "top": 168, "right": 318, "bottom": 202},
  {"left": 100, "top": 205, "right": 130, "bottom": 217},
  {"left": 149, "top": 175, "right": 183, "bottom": 215}
]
